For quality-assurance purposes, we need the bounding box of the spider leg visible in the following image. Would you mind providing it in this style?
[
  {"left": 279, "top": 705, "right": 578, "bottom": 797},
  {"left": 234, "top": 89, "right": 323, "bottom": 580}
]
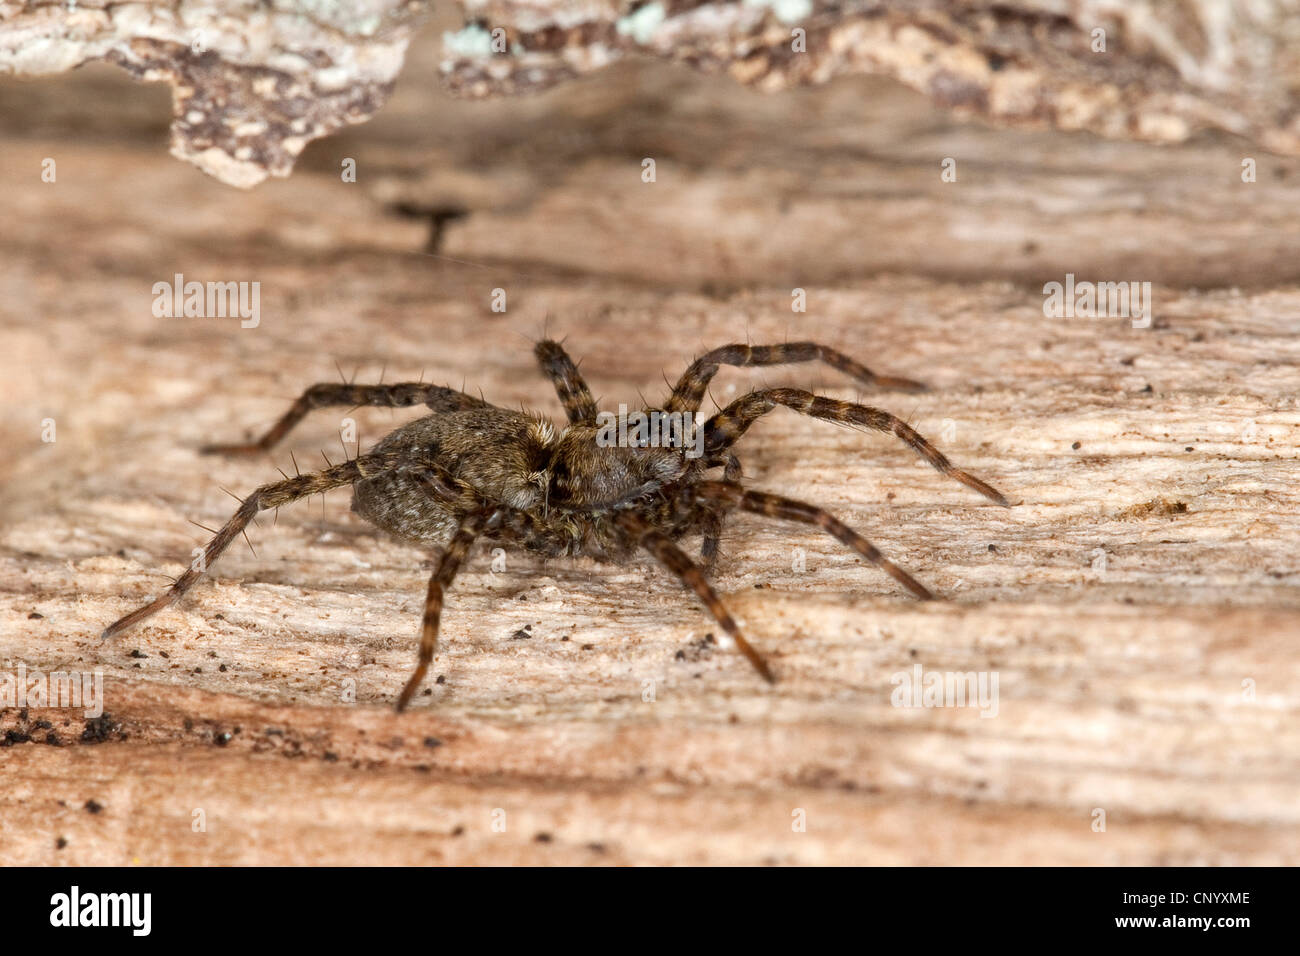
[
  {"left": 664, "top": 341, "right": 927, "bottom": 415},
  {"left": 534, "top": 339, "right": 598, "bottom": 424},
  {"left": 699, "top": 511, "right": 724, "bottom": 569},
  {"left": 699, "top": 453, "right": 743, "bottom": 567},
  {"left": 201, "top": 383, "right": 489, "bottom": 456},
  {"left": 704, "top": 388, "right": 1009, "bottom": 506},
  {"left": 690, "top": 481, "right": 933, "bottom": 600},
  {"left": 396, "top": 508, "right": 499, "bottom": 712},
  {"left": 102, "top": 452, "right": 401, "bottom": 640},
  {"left": 614, "top": 512, "right": 774, "bottom": 682}
]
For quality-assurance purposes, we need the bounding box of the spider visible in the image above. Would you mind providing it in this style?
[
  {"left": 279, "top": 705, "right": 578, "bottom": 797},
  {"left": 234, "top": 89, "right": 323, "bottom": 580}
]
[{"left": 103, "top": 339, "right": 1009, "bottom": 710}]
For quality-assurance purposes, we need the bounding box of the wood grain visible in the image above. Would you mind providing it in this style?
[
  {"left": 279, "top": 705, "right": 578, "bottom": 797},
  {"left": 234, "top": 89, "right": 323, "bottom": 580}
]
[{"left": 1, "top": 46, "right": 1298, "bottom": 865}]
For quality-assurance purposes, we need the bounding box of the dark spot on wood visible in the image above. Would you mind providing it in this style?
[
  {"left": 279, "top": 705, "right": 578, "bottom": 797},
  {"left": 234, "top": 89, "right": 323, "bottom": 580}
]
[{"left": 81, "top": 714, "right": 123, "bottom": 744}]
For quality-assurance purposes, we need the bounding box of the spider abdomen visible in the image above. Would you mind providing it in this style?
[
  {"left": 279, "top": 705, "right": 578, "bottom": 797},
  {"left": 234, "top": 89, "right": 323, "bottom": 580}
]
[
  {"left": 351, "top": 468, "right": 462, "bottom": 545},
  {"left": 351, "top": 406, "right": 555, "bottom": 544}
]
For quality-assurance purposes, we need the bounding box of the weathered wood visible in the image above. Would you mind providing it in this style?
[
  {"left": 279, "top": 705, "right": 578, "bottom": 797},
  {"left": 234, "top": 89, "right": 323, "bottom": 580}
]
[
  {"left": 1, "top": 50, "right": 1298, "bottom": 865},
  {"left": 8, "top": 1, "right": 1300, "bottom": 188}
]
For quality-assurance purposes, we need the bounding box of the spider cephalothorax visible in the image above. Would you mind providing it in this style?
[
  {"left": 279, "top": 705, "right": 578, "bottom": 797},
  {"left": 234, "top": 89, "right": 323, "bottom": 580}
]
[{"left": 103, "top": 339, "right": 1009, "bottom": 709}]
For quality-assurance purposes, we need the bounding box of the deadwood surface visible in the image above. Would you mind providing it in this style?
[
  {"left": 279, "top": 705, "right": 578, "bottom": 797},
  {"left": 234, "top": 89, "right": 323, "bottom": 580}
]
[{"left": 1, "top": 39, "right": 1298, "bottom": 866}]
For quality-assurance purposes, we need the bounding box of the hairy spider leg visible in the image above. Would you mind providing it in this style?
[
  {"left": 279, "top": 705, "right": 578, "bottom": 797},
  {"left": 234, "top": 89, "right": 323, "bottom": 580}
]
[
  {"left": 534, "top": 339, "right": 598, "bottom": 424},
  {"left": 664, "top": 341, "right": 928, "bottom": 416},
  {"left": 396, "top": 509, "right": 498, "bottom": 712},
  {"left": 704, "top": 388, "right": 1009, "bottom": 507},
  {"left": 201, "top": 383, "right": 489, "bottom": 456},
  {"left": 102, "top": 452, "right": 401, "bottom": 640},
  {"left": 690, "top": 481, "right": 933, "bottom": 600},
  {"left": 615, "top": 511, "right": 775, "bottom": 682},
  {"left": 698, "top": 453, "right": 744, "bottom": 568}
]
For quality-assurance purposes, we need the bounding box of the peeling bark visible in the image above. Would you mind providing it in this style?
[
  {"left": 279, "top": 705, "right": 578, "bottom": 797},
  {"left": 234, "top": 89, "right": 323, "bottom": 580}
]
[
  {"left": 1, "top": 0, "right": 425, "bottom": 186},
  {"left": 3, "top": 1, "right": 1299, "bottom": 186}
]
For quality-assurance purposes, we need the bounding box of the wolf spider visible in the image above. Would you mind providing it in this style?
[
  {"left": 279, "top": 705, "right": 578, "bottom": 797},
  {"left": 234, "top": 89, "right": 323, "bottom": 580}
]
[{"left": 103, "top": 339, "right": 1008, "bottom": 710}]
